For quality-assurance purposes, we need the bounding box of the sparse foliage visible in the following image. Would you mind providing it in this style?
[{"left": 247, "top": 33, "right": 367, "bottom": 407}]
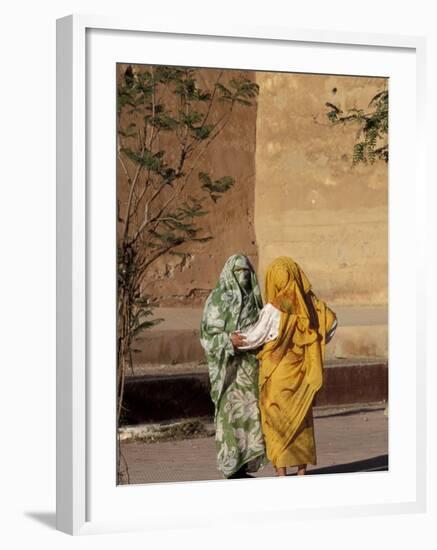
[
  {"left": 325, "top": 89, "right": 388, "bottom": 164},
  {"left": 116, "top": 64, "right": 259, "bottom": 479}
]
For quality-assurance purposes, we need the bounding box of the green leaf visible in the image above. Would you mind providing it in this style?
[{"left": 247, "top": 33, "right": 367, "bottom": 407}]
[
  {"left": 217, "top": 76, "right": 259, "bottom": 105},
  {"left": 199, "top": 172, "right": 235, "bottom": 200},
  {"left": 191, "top": 124, "right": 214, "bottom": 140},
  {"left": 132, "top": 317, "right": 164, "bottom": 336},
  {"left": 148, "top": 230, "right": 186, "bottom": 246},
  {"left": 180, "top": 111, "right": 203, "bottom": 128},
  {"left": 151, "top": 112, "right": 180, "bottom": 131},
  {"left": 326, "top": 89, "right": 388, "bottom": 165},
  {"left": 120, "top": 147, "right": 165, "bottom": 171}
]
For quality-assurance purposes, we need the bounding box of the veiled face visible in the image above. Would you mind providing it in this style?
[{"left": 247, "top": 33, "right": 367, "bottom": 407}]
[
  {"left": 234, "top": 267, "right": 251, "bottom": 291},
  {"left": 233, "top": 257, "right": 252, "bottom": 292},
  {"left": 273, "top": 265, "right": 291, "bottom": 294}
]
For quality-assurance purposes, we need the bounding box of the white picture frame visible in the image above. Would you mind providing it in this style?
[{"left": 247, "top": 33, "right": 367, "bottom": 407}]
[{"left": 56, "top": 14, "right": 427, "bottom": 535}]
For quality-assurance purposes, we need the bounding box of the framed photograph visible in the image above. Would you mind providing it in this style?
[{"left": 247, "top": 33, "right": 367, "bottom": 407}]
[{"left": 56, "top": 14, "right": 426, "bottom": 535}]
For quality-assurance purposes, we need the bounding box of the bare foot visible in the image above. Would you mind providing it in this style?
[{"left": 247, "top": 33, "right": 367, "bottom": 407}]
[
  {"left": 275, "top": 467, "right": 287, "bottom": 477},
  {"left": 297, "top": 464, "right": 307, "bottom": 476}
]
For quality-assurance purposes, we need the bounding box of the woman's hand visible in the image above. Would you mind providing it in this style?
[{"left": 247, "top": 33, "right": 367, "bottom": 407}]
[{"left": 230, "top": 332, "right": 247, "bottom": 348}]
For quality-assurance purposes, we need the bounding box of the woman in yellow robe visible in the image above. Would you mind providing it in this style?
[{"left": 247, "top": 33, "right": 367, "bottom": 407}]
[{"left": 256, "top": 257, "right": 337, "bottom": 476}]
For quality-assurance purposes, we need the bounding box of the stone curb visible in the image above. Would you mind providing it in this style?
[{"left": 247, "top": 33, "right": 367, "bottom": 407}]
[
  {"left": 121, "top": 359, "right": 388, "bottom": 425},
  {"left": 119, "top": 402, "right": 387, "bottom": 443}
]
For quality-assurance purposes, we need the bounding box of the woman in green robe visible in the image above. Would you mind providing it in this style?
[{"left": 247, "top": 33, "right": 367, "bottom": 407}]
[{"left": 200, "top": 254, "right": 266, "bottom": 479}]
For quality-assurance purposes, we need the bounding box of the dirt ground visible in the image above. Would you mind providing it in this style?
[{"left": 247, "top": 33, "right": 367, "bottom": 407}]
[{"left": 120, "top": 407, "right": 388, "bottom": 485}]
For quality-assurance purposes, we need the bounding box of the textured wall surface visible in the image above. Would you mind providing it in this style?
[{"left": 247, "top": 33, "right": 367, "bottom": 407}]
[
  {"left": 255, "top": 72, "right": 388, "bottom": 305},
  {"left": 117, "top": 66, "right": 388, "bottom": 308},
  {"left": 117, "top": 65, "right": 258, "bottom": 307}
]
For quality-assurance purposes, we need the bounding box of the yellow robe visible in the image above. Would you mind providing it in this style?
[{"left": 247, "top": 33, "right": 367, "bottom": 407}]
[{"left": 257, "top": 257, "right": 336, "bottom": 468}]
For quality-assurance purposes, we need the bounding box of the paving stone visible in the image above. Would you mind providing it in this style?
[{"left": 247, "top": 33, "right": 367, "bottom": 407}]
[{"left": 119, "top": 408, "right": 388, "bottom": 485}]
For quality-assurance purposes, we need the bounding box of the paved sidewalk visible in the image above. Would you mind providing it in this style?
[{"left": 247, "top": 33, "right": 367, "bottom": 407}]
[
  {"left": 148, "top": 306, "right": 388, "bottom": 331},
  {"left": 132, "top": 305, "right": 388, "bottom": 364},
  {"left": 120, "top": 407, "right": 388, "bottom": 485}
]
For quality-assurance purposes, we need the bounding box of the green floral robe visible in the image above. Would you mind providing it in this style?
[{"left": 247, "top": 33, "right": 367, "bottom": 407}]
[{"left": 200, "top": 254, "right": 267, "bottom": 478}]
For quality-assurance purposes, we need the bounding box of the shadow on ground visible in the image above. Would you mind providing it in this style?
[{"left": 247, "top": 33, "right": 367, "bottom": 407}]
[
  {"left": 303, "top": 454, "right": 388, "bottom": 476},
  {"left": 316, "top": 406, "right": 386, "bottom": 419}
]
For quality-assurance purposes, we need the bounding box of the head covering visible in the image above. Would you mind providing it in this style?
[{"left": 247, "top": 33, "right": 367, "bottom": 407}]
[
  {"left": 257, "top": 256, "right": 337, "bottom": 466},
  {"left": 205, "top": 254, "right": 262, "bottom": 335},
  {"left": 199, "top": 254, "right": 266, "bottom": 477},
  {"left": 200, "top": 254, "right": 263, "bottom": 407},
  {"left": 265, "top": 256, "right": 311, "bottom": 305},
  {"left": 261, "top": 256, "right": 335, "bottom": 362}
]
